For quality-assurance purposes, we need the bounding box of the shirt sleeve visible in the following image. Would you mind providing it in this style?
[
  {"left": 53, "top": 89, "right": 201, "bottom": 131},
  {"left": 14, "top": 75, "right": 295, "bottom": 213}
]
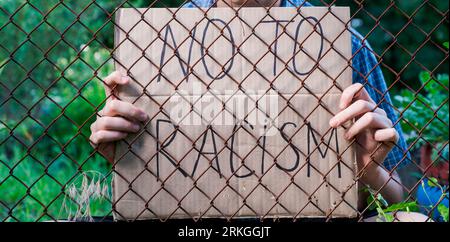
[
  {"left": 183, "top": 0, "right": 214, "bottom": 8},
  {"left": 350, "top": 31, "right": 412, "bottom": 171}
]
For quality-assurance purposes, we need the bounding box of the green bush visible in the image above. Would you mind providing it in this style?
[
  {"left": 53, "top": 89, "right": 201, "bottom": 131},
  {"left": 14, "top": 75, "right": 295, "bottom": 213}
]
[
  {"left": 394, "top": 42, "right": 449, "bottom": 162},
  {"left": 0, "top": 46, "right": 113, "bottom": 221}
]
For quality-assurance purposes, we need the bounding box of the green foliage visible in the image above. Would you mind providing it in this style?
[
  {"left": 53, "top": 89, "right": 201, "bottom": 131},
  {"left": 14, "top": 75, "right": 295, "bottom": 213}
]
[
  {"left": 309, "top": 0, "right": 449, "bottom": 91},
  {"left": 0, "top": 43, "right": 113, "bottom": 221},
  {"left": 394, "top": 72, "right": 449, "bottom": 144},
  {"left": 437, "top": 204, "right": 449, "bottom": 222},
  {"left": 444, "top": 42, "right": 449, "bottom": 50},
  {"left": 365, "top": 188, "right": 419, "bottom": 222},
  {"left": 427, "top": 177, "right": 440, "bottom": 188},
  {"left": 393, "top": 63, "right": 449, "bottom": 162},
  {"left": 419, "top": 178, "right": 448, "bottom": 222}
]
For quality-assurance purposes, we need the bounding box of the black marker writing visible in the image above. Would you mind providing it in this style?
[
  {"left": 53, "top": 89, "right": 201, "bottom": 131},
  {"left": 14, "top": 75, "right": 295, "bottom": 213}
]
[
  {"left": 201, "top": 18, "right": 236, "bottom": 80},
  {"left": 157, "top": 25, "right": 196, "bottom": 83},
  {"left": 260, "top": 125, "right": 267, "bottom": 174},
  {"left": 306, "top": 123, "right": 341, "bottom": 178},
  {"left": 277, "top": 122, "right": 300, "bottom": 172},
  {"left": 191, "top": 125, "right": 222, "bottom": 178},
  {"left": 261, "top": 20, "right": 293, "bottom": 76},
  {"left": 229, "top": 124, "right": 255, "bottom": 178},
  {"left": 156, "top": 119, "right": 189, "bottom": 178},
  {"left": 292, "top": 16, "right": 324, "bottom": 76}
]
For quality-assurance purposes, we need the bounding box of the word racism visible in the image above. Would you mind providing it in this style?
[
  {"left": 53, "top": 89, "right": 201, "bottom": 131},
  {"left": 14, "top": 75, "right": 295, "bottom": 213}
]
[{"left": 155, "top": 119, "right": 342, "bottom": 180}]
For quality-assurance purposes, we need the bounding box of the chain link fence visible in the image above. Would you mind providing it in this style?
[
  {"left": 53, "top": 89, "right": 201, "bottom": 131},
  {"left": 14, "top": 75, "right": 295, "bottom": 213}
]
[{"left": 0, "top": 0, "right": 448, "bottom": 222}]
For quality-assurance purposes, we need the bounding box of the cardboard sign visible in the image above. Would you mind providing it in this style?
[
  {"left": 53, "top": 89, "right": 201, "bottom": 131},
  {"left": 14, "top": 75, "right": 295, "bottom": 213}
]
[{"left": 112, "top": 7, "right": 358, "bottom": 220}]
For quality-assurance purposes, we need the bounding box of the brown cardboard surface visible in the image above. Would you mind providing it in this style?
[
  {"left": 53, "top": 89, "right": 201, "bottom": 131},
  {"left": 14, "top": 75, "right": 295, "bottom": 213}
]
[{"left": 112, "top": 7, "right": 357, "bottom": 220}]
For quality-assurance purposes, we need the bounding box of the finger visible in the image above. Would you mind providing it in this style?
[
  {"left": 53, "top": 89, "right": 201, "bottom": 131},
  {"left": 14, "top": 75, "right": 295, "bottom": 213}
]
[
  {"left": 103, "top": 71, "right": 130, "bottom": 98},
  {"left": 329, "top": 100, "right": 386, "bottom": 128},
  {"left": 374, "top": 128, "right": 399, "bottom": 143},
  {"left": 90, "top": 130, "right": 128, "bottom": 145},
  {"left": 91, "top": 116, "right": 141, "bottom": 133},
  {"left": 344, "top": 112, "right": 393, "bottom": 140},
  {"left": 99, "top": 100, "right": 148, "bottom": 122},
  {"left": 370, "top": 128, "right": 399, "bottom": 163},
  {"left": 339, "top": 83, "right": 375, "bottom": 110}
]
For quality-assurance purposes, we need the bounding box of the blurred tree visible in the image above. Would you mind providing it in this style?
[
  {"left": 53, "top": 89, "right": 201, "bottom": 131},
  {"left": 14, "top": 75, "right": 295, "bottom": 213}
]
[{"left": 311, "top": 0, "right": 449, "bottom": 91}]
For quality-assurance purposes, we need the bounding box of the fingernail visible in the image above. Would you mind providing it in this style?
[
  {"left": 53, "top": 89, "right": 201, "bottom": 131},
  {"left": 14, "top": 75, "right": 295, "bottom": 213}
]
[
  {"left": 139, "top": 111, "right": 149, "bottom": 121},
  {"left": 121, "top": 76, "right": 130, "bottom": 83},
  {"left": 329, "top": 118, "right": 337, "bottom": 127},
  {"left": 344, "top": 132, "right": 350, "bottom": 140}
]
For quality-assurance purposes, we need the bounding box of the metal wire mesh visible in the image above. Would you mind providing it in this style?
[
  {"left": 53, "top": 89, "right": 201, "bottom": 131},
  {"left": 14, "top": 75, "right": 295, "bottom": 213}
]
[{"left": 0, "top": 0, "right": 448, "bottom": 222}]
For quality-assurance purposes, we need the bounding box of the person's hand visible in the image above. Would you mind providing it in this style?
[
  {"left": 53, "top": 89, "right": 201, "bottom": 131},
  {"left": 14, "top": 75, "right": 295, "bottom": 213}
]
[
  {"left": 329, "top": 83, "right": 399, "bottom": 184},
  {"left": 89, "top": 71, "right": 149, "bottom": 163}
]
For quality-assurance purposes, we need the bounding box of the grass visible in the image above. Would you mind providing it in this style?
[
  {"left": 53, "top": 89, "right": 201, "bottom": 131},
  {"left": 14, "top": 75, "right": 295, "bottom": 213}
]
[{"left": 0, "top": 147, "right": 112, "bottom": 221}]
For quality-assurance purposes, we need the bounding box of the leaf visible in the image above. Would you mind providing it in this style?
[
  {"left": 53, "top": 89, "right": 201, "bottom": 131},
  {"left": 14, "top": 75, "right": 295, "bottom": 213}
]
[
  {"left": 376, "top": 207, "right": 385, "bottom": 220},
  {"left": 383, "top": 201, "right": 419, "bottom": 213},
  {"left": 438, "top": 204, "right": 449, "bottom": 222},
  {"left": 0, "top": 59, "right": 7, "bottom": 76},
  {"left": 427, "top": 177, "right": 439, "bottom": 188},
  {"left": 374, "top": 193, "right": 389, "bottom": 207},
  {"left": 384, "top": 213, "right": 395, "bottom": 222},
  {"left": 377, "top": 207, "right": 394, "bottom": 222},
  {"left": 419, "top": 71, "right": 431, "bottom": 84},
  {"left": 444, "top": 42, "right": 449, "bottom": 50},
  {"left": 366, "top": 193, "right": 378, "bottom": 211}
]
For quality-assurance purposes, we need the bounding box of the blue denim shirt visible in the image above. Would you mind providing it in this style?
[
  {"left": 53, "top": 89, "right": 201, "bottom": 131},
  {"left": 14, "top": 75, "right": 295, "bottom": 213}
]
[{"left": 185, "top": 0, "right": 411, "bottom": 171}]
